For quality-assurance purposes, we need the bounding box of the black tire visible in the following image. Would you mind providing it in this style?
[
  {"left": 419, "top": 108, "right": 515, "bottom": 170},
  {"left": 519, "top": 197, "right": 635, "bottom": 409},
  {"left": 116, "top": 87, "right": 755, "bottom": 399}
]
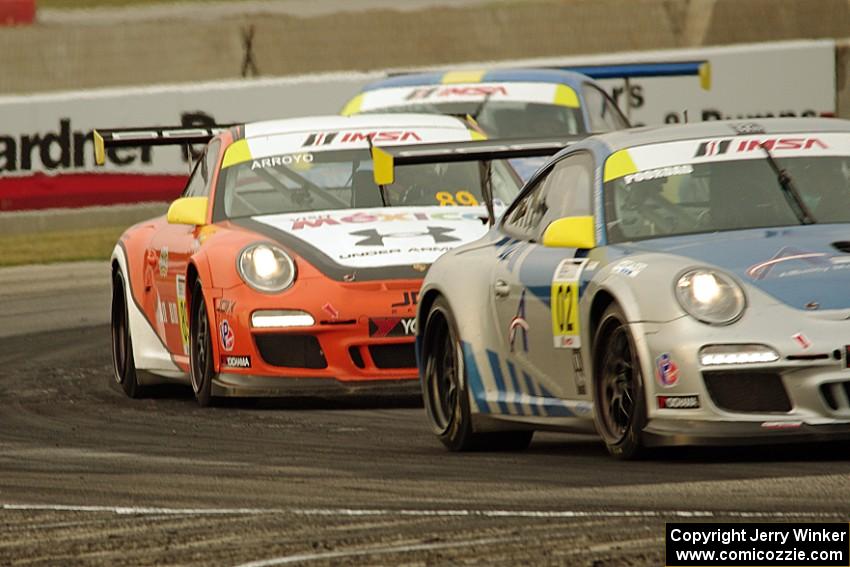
[
  {"left": 189, "top": 280, "right": 215, "bottom": 407},
  {"left": 111, "top": 269, "right": 144, "bottom": 398},
  {"left": 592, "top": 303, "right": 648, "bottom": 460},
  {"left": 421, "top": 295, "right": 533, "bottom": 452}
]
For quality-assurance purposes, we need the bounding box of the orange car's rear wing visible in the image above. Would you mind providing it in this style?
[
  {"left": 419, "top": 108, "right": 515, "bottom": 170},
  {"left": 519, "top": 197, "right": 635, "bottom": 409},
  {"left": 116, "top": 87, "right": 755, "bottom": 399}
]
[
  {"left": 92, "top": 125, "right": 234, "bottom": 166},
  {"left": 371, "top": 135, "right": 583, "bottom": 225}
]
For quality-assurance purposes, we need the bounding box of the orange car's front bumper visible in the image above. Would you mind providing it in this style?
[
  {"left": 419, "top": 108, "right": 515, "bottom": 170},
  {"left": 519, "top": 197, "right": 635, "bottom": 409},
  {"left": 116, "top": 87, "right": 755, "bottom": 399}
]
[{"left": 209, "top": 275, "right": 424, "bottom": 396}]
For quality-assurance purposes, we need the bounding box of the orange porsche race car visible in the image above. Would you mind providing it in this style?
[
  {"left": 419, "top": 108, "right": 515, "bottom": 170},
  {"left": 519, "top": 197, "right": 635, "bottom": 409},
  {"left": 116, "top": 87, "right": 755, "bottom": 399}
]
[{"left": 100, "top": 114, "right": 568, "bottom": 405}]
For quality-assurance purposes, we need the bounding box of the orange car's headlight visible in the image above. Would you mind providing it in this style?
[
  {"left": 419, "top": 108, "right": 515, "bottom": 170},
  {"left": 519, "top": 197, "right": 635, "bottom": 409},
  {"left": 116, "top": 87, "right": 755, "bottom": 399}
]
[{"left": 237, "top": 243, "right": 296, "bottom": 293}]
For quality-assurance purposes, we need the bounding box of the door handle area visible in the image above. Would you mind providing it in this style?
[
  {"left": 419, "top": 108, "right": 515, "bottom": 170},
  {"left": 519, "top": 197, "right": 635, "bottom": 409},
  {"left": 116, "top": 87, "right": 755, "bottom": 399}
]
[{"left": 494, "top": 279, "right": 510, "bottom": 298}]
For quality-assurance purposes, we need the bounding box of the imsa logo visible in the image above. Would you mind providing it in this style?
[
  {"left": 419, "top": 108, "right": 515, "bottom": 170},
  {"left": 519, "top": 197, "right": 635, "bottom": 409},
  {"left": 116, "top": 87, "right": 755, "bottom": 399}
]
[
  {"left": 302, "top": 131, "right": 423, "bottom": 146},
  {"left": 693, "top": 139, "right": 732, "bottom": 157},
  {"left": 405, "top": 85, "right": 508, "bottom": 101},
  {"left": 694, "top": 137, "right": 828, "bottom": 157}
]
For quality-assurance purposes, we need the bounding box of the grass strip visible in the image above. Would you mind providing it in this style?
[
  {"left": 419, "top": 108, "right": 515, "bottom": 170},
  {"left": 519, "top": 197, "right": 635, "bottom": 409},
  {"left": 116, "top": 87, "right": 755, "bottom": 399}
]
[{"left": 0, "top": 226, "right": 124, "bottom": 267}]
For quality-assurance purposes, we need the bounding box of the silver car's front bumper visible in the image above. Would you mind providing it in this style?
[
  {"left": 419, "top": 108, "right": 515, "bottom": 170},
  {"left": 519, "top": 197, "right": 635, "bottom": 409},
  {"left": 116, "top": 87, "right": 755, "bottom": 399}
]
[
  {"left": 643, "top": 419, "right": 850, "bottom": 447},
  {"left": 632, "top": 308, "right": 850, "bottom": 444}
]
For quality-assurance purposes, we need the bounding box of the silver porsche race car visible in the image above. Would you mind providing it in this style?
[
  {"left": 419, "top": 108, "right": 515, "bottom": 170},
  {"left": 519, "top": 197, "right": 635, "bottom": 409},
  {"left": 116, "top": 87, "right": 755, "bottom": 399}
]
[{"left": 416, "top": 117, "right": 850, "bottom": 459}]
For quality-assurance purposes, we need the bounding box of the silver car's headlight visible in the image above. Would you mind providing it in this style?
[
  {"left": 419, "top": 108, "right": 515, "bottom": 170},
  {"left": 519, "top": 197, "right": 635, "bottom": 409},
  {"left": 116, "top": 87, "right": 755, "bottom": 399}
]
[
  {"left": 237, "top": 243, "right": 295, "bottom": 293},
  {"left": 675, "top": 269, "right": 745, "bottom": 325}
]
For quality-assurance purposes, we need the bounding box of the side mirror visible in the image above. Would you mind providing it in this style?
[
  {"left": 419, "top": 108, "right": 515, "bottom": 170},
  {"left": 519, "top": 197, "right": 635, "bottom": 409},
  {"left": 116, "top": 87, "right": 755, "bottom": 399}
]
[
  {"left": 167, "top": 197, "right": 208, "bottom": 226},
  {"left": 541, "top": 216, "right": 595, "bottom": 249}
]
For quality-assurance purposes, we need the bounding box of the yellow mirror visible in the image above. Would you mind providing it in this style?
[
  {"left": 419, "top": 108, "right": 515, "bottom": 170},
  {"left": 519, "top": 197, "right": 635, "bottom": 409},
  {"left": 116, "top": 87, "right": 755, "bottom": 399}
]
[
  {"left": 541, "top": 216, "right": 595, "bottom": 249},
  {"left": 167, "top": 197, "right": 208, "bottom": 226},
  {"left": 371, "top": 146, "right": 394, "bottom": 186}
]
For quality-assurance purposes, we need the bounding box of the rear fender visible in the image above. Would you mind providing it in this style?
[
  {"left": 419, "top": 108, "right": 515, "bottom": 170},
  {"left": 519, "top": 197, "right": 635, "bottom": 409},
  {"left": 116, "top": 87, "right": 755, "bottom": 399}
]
[{"left": 112, "top": 242, "right": 182, "bottom": 380}]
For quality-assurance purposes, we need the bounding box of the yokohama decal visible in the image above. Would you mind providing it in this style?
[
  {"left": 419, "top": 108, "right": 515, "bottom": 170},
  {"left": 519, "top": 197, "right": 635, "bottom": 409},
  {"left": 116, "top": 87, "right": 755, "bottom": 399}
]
[{"left": 369, "top": 317, "right": 416, "bottom": 337}]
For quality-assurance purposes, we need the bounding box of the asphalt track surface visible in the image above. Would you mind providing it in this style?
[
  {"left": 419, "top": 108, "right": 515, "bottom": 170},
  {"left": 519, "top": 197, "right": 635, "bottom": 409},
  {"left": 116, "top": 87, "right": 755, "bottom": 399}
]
[{"left": 2, "top": 263, "right": 850, "bottom": 566}]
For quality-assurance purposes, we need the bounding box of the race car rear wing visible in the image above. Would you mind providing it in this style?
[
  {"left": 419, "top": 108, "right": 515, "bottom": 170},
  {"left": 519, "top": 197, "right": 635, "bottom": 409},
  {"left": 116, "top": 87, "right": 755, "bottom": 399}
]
[
  {"left": 371, "top": 135, "right": 581, "bottom": 225},
  {"left": 558, "top": 61, "right": 711, "bottom": 91},
  {"left": 92, "top": 125, "right": 233, "bottom": 166},
  {"left": 387, "top": 61, "right": 711, "bottom": 90}
]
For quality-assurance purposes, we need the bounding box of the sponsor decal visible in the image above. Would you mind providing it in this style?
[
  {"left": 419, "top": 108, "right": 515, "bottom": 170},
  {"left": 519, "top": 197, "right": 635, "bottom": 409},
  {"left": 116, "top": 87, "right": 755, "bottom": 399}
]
[
  {"left": 737, "top": 137, "right": 828, "bottom": 152},
  {"left": 369, "top": 317, "right": 416, "bottom": 338},
  {"left": 222, "top": 355, "right": 251, "bottom": 369},
  {"left": 657, "top": 394, "right": 700, "bottom": 409},
  {"left": 391, "top": 291, "right": 419, "bottom": 309},
  {"left": 175, "top": 275, "right": 189, "bottom": 355},
  {"left": 624, "top": 164, "right": 693, "bottom": 185},
  {"left": 158, "top": 247, "right": 169, "bottom": 278},
  {"left": 289, "top": 210, "right": 484, "bottom": 230},
  {"left": 694, "top": 137, "right": 827, "bottom": 158},
  {"left": 351, "top": 226, "right": 459, "bottom": 247},
  {"left": 574, "top": 401, "right": 593, "bottom": 416},
  {"left": 792, "top": 332, "right": 812, "bottom": 350},
  {"left": 405, "top": 85, "right": 509, "bottom": 101},
  {"left": 250, "top": 153, "right": 313, "bottom": 170},
  {"left": 693, "top": 139, "right": 732, "bottom": 157},
  {"left": 611, "top": 260, "right": 647, "bottom": 278},
  {"left": 761, "top": 420, "right": 803, "bottom": 430},
  {"left": 302, "top": 130, "right": 422, "bottom": 147},
  {"left": 220, "top": 319, "right": 235, "bottom": 352},
  {"left": 322, "top": 302, "right": 340, "bottom": 320},
  {"left": 216, "top": 298, "right": 236, "bottom": 314},
  {"left": 732, "top": 122, "right": 765, "bottom": 135},
  {"left": 253, "top": 205, "right": 491, "bottom": 270},
  {"left": 157, "top": 299, "right": 179, "bottom": 325},
  {"left": 0, "top": 118, "right": 153, "bottom": 174},
  {"left": 509, "top": 289, "right": 529, "bottom": 353},
  {"left": 655, "top": 353, "right": 679, "bottom": 388},
  {"left": 155, "top": 298, "right": 166, "bottom": 325},
  {"left": 551, "top": 259, "right": 586, "bottom": 349}
]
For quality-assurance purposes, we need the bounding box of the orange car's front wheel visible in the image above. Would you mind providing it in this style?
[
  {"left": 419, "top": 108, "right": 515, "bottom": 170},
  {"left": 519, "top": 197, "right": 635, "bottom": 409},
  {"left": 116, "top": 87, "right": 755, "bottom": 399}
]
[{"left": 190, "top": 280, "right": 216, "bottom": 407}]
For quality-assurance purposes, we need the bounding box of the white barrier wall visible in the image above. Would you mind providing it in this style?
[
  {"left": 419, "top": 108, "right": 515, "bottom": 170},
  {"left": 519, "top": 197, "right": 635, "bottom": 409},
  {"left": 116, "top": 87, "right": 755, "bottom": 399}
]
[
  {"left": 0, "top": 39, "right": 836, "bottom": 210},
  {"left": 583, "top": 40, "right": 836, "bottom": 126}
]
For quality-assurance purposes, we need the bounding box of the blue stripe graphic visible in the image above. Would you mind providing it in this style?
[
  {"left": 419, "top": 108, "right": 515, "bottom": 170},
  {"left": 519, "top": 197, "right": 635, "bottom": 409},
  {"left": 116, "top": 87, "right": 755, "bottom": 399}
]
[
  {"left": 505, "top": 361, "right": 525, "bottom": 415},
  {"left": 462, "top": 341, "right": 489, "bottom": 414},
  {"left": 519, "top": 369, "right": 540, "bottom": 417},
  {"left": 538, "top": 384, "right": 575, "bottom": 417},
  {"left": 486, "top": 350, "right": 511, "bottom": 415}
]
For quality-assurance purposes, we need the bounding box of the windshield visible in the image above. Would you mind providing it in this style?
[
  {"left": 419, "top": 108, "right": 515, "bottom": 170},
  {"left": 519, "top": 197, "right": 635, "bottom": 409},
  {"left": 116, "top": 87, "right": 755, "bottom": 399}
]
[
  {"left": 604, "top": 156, "right": 850, "bottom": 244},
  {"left": 364, "top": 101, "right": 584, "bottom": 138},
  {"left": 217, "top": 149, "right": 522, "bottom": 218}
]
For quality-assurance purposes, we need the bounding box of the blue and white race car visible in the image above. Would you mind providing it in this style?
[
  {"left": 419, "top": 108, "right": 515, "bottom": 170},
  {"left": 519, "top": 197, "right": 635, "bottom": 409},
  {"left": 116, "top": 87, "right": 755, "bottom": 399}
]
[
  {"left": 342, "top": 68, "right": 630, "bottom": 180},
  {"left": 415, "top": 117, "right": 850, "bottom": 459}
]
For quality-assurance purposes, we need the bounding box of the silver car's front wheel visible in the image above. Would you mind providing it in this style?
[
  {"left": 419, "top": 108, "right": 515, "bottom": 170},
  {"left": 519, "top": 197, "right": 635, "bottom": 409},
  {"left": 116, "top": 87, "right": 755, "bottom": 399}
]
[{"left": 592, "top": 303, "right": 647, "bottom": 460}]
